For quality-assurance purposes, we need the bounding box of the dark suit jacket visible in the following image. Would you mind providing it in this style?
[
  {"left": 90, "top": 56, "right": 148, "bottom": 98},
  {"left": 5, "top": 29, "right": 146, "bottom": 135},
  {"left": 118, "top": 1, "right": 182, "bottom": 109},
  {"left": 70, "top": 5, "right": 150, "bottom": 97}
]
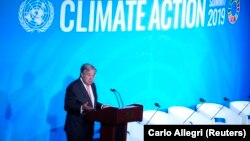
[{"left": 64, "top": 78, "right": 102, "bottom": 140}]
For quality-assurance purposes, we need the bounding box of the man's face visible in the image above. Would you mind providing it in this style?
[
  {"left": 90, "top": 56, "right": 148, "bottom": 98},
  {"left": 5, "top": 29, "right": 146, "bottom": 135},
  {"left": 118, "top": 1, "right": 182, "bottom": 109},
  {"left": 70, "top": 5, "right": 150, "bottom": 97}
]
[{"left": 81, "top": 69, "right": 96, "bottom": 85}]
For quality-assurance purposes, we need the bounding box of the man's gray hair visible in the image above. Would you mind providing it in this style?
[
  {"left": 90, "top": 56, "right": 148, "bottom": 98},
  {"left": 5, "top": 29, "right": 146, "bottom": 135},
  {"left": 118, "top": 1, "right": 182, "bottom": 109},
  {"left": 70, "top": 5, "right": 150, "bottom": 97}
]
[{"left": 80, "top": 63, "right": 96, "bottom": 74}]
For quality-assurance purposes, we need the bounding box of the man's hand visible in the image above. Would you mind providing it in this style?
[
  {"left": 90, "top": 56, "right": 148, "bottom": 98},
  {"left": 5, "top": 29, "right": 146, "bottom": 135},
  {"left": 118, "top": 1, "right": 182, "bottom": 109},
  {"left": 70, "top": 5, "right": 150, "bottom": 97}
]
[
  {"left": 102, "top": 105, "right": 112, "bottom": 109},
  {"left": 82, "top": 102, "right": 94, "bottom": 112}
]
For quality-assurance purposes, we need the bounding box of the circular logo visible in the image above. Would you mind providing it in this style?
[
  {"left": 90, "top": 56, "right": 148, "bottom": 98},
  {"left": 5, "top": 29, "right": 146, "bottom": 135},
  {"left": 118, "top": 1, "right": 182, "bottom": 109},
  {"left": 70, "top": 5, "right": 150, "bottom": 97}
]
[
  {"left": 18, "top": 0, "right": 54, "bottom": 32},
  {"left": 228, "top": 0, "right": 240, "bottom": 24}
]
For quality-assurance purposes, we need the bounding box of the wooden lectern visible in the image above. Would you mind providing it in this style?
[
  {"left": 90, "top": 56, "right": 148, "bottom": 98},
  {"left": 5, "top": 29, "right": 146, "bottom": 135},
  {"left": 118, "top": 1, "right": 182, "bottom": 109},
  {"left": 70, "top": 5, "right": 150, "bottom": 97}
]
[{"left": 86, "top": 104, "right": 143, "bottom": 141}]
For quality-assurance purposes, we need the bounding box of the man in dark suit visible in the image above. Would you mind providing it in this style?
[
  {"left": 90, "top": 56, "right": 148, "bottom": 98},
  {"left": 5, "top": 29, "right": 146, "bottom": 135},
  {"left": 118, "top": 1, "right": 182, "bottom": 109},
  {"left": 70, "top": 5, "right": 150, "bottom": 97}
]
[{"left": 64, "top": 63, "right": 108, "bottom": 141}]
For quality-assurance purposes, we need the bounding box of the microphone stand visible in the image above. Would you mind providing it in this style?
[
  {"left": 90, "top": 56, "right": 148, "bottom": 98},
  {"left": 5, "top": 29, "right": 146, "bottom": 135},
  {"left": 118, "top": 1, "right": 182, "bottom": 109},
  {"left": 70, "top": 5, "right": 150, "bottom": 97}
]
[
  {"left": 238, "top": 101, "right": 250, "bottom": 115},
  {"left": 146, "top": 103, "right": 161, "bottom": 125},
  {"left": 238, "top": 95, "right": 250, "bottom": 115},
  {"left": 210, "top": 97, "right": 230, "bottom": 120},
  {"left": 114, "top": 90, "right": 124, "bottom": 108},
  {"left": 110, "top": 89, "right": 120, "bottom": 108},
  {"left": 183, "top": 98, "right": 205, "bottom": 124}
]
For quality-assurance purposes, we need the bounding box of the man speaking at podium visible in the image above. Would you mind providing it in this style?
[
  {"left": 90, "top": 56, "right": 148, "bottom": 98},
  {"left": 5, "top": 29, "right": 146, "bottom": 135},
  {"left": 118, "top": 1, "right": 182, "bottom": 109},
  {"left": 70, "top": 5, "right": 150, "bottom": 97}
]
[{"left": 64, "top": 63, "right": 109, "bottom": 141}]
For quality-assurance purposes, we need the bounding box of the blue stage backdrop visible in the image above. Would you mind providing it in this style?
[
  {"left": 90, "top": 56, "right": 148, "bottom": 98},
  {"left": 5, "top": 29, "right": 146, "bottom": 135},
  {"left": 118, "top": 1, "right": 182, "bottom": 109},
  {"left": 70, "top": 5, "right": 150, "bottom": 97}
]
[{"left": 0, "top": 0, "right": 249, "bottom": 141}]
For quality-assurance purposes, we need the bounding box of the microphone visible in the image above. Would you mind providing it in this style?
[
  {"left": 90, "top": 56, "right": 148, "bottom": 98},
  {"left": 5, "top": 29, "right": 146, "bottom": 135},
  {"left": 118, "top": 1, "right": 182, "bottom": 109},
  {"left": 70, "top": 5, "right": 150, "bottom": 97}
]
[
  {"left": 155, "top": 103, "right": 160, "bottom": 108},
  {"left": 183, "top": 98, "right": 206, "bottom": 124},
  {"left": 110, "top": 88, "right": 124, "bottom": 108},
  {"left": 210, "top": 97, "right": 230, "bottom": 120},
  {"left": 146, "top": 103, "right": 161, "bottom": 125},
  {"left": 110, "top": 89, "right": 120, "bottom": 108},
  {"left": 237, "top": 95, "right": 250, "bottom": 115}
]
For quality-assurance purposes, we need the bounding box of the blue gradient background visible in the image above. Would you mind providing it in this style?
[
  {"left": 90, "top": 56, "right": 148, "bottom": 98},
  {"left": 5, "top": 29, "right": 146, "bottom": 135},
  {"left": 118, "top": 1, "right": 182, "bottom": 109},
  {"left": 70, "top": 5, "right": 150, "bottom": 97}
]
[{"left": 0, "top": 0, "right": 249, "bottom": 141}]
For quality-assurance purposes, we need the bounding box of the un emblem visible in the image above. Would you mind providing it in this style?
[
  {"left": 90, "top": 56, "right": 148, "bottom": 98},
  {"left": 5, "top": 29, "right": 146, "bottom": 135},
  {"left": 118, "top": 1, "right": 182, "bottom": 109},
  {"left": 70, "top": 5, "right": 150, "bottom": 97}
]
[
  {"left": 228, "top": 0, "right": 240, "bottom": 24},
  {"left": 18, "top": 0, "right": 54, "bottom": 32}
]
